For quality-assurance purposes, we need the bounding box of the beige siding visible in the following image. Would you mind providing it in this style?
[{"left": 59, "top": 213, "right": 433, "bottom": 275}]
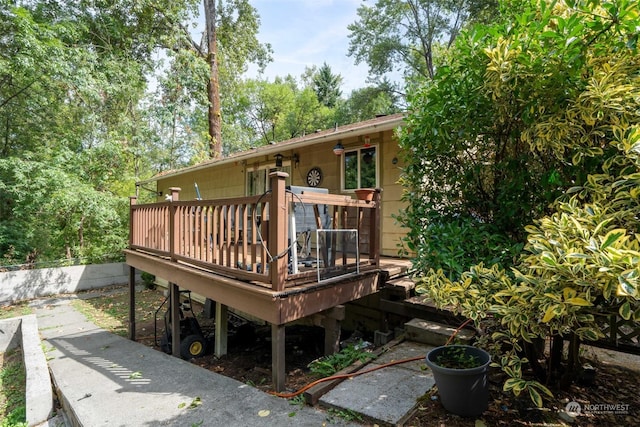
[
  {"left": 154, "top": 128, "right": 410, "bottom": 258},
  {"left": 379, "top": 131, "right": 410, "bottom": 257}
]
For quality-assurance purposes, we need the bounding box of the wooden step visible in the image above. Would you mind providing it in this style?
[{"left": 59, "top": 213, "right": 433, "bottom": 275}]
[{"left": 404, "top": 318, "right": 475, "bottom": 346}]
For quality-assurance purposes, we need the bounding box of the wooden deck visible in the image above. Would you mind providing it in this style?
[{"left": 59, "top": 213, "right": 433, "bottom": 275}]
[{"left": 125, "top": 172, "right": 402, "bottom": 390}]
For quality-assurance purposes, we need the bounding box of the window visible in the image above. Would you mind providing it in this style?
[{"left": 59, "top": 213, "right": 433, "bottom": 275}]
[
  {"left": 246, "top": 163, "right": 291, "bottom": 196},
  {"left": 343, "top": 146, "right": 377, "bottom": 190}
]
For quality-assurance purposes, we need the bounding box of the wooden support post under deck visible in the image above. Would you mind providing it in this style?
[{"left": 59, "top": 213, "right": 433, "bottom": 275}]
[
  {"left": 128, "top": 266, "right": 136, "bottom": 341},
  {"left": 272, "top": 324, "right": 286, "bottom": 392},
  {"left": 214, "top": 302, "right": 228, "bottom": 357},
  {"left": 322, "top": 305, "right": 345, "bottom": 356},
  {"left": 170, "top": 282, "right": 180, "bottom": 358},
  {"left": 128, "top": 195, "right": 137, "bottom": 342}
]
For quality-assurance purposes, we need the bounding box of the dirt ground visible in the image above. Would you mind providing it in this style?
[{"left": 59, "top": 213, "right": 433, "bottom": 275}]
[
  {"left": 80, "top": 286, "right": 640, "bottom": 426},
  {"left": 405, "top": 358, "right": 640, "bottom": 427},
  {"left": 133, "top": 306, "right": 327, "bottom": 394},
  {"left": 137, "top": 305, "right": 640, "bottom": 427}
]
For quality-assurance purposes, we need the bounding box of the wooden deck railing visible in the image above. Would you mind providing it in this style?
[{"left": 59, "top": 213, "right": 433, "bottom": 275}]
[{"left": 129, "top": 172, "right": 380, "bottom": 292}]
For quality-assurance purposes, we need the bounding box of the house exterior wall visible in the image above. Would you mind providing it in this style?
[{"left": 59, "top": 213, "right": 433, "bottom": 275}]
[{"left": 155, "top": 128, "right": 409, "bottom": 257}]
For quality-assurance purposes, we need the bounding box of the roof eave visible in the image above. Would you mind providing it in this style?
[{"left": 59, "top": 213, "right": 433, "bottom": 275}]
[{"left": 136, "top": 113, "right": 405, "bottom": 186}]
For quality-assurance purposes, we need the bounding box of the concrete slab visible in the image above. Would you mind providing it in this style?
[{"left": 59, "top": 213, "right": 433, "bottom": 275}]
[
  {"left": 31, "top": 297, "right": 357, "bottom": 427},
  {"left": 374, "top": 341, "right": 433, "bottom": 373},
  {"left": 320, "top": 350, "right": 435, "bottom": 426}
]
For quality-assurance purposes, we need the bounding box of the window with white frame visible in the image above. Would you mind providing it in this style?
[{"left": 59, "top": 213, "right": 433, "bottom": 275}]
[
  {"left": 246, "top": 163, "right": 291, "bottom": 196},
  {"left": 343, "top": 146, "right": 377, "bottom": 190}
]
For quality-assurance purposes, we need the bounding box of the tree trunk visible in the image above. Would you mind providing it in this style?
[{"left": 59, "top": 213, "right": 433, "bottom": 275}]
[
  {"left": 548, "top": 334, "right": 564, "bottom": 384},
  {"left": 204, "top": 0, "right": 222, "bottom": 159},
  {"left": 523, "top": 338, "right": 546, "bottom": 382}
]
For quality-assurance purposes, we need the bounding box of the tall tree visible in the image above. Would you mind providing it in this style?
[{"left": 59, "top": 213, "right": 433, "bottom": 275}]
[
  {"left": 204, "top": 0, "right": 222, "bottom": 158},
  {"left": 168, "top": 0, "right": 272, "bottom": 159},
  {"left": 347, "top": 0, "right": 497, "bottom": 82},
  {"left": 237, "top": 76, "right": 333, "bottom": 145},
  {"left": 336, "top": 78, "right": 401, "bottom": 124},
  {"left": 0, "top": 1, "right": 195, "bottom": 265},
  {"left": 312, "top": 62, "right": 343, "bottom": 108}
]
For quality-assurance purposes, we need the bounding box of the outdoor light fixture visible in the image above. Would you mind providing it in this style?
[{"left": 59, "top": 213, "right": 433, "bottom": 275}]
[
  {"left": 333, "top": 141, "right": 345, "bottom": 156},
  {"left": 293, "top": 153, "right": 299, "bottom": 167},
  {"left": 274, "top": 153, "right": 283, "bottom": 167}
]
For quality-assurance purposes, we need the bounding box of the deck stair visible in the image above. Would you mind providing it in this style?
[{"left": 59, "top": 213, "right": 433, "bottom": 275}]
[{"left": 405, "top": 318, "right": 475, "bottom": 346}]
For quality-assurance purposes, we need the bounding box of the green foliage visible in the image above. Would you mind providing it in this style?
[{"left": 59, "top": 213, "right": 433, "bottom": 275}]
[
  {"left": 410, "top": 0, "right": 640, "bottom": 407},
  {"left": 397, "top": 0, "right": 640, "bottom": 277},
  {"left": 335, "top": 79, "right": 402, "bottom": 124},
  {"left": 235, "top": 77, "right": 334, "bottom": 146},
  {"left": 433, "top": 346, "right": 482, "bottom": 369},
  {"left": 308, "top": 342, "right": 374, "bottom": 377},
  {"left": 0, "top": 1, "right": 176, "bottom": 265},
  {"left": 141, "top": 272, "right": 156, "bottom": 289},
  {"left": 400, "top": 212, "right": 524, "bottom": 279},
  {"left": 326, "top": 408, "right": 363, "bottom": 423},
  {"left": 348, "top": 0, "right": 498, "bottom": 81},
  {"left": 0, "top": 348, "right": 27, "bottom": 427},
  {"left": 0, "top": 155, "right": 128, "bottom": 265},
  {"left": 312, "top": 63, "right": 343, "bottom": 108}
]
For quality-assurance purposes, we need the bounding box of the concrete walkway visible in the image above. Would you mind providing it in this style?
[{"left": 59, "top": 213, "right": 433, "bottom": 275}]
[{"left": 30, "top": 296, "right": 434, "bottom": 426}]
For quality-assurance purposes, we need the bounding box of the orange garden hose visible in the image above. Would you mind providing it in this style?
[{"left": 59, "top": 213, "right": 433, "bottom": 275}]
[
  {"left": 270, "top": 319, "right": 477, "bottom": 399},
  {"left": 269, "top": 355, "right": 426, "bottom": 399}
]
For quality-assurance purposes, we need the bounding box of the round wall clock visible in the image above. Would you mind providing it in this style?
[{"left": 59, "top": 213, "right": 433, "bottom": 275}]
[{"left": 306, "top": 167, "right": 322, "bottom": 187}]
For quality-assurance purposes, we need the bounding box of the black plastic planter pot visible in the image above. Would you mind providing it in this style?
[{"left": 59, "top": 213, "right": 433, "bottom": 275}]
[{"left": 425, "top": 345, "right": 491, "bottom": 417}]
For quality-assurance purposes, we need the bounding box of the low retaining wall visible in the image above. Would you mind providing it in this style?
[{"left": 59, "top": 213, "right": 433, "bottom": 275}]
[
  {"left": 0, "top": 263, "right": 138, "bottom": 305},
  {"left": 0, "top": 315, "right": 53, "bottom": 426}
]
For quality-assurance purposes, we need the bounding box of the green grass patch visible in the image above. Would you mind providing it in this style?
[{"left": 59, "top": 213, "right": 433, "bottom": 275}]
[
  {"left": 71, "top": 287, "right": 166, "bottom": 336},
  {"left": 0, "top": 302, "right": 32, "bottom": 320},
  {"left": 0, "top": 348, "right": 27, "bottom": 427}
]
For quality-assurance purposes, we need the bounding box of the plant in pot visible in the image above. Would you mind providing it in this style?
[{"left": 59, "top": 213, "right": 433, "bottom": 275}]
[
  {"left": 417, "top": 268, "right": 496, "bottom": 417},
  {"left": 425, "top": 342, "right": 491, "bottom": 417}
]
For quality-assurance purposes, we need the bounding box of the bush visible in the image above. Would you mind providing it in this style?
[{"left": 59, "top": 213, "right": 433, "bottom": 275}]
[{"left": 409, "top": 0, "right": 640, "bottom": 407}]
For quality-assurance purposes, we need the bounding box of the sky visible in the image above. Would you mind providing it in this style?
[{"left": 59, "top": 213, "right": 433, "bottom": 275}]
[{"left": 248, "top": 0, "right": 370, "bottom": 93}]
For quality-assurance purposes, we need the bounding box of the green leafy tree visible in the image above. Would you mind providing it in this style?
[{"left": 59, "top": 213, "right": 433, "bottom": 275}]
[
  {"left": 158, "top": 0, "right": 272, "bottom": 158},
  {"left": 0, "top": 1, "right": 193, "bottom": 265},
  {"left": 238, "top": 77, "right": 333, "bottom": 145},
  {"left": 0, "top": 153, "right": 128, "bottom": 264},
  {"left": 312, "top": 62, "right": 343, "bottom": 108},
  {"left": 336, "top": 79, "right": 402, "bottom": 124},
  {"left": 347, "top": 0, "right": 498, "bottom": 83},
  {"left": 407, "top": 0, "right": 640, "bottom": 406}
]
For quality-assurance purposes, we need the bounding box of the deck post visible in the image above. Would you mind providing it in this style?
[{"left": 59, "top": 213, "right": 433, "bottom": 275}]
[
  {"left": 214, "top": 302, "right": 228, "bottom": 357},
  {"left": 170, "top": 282, "right": 181, "bottom": 358},
  {"left": 370, "top": 189, "right": 381, "bottom": 265},
  {"left": 128, "top": 196, "right": 138, "bottom": 342},
  {"left": 268, "top": 172, "right": 289, "bottom": 292},
  {"left": 272, "top": 323, "right": 286, "bottom": 392},
  {"left": 128, "top": 266, "right": 136, "bottom": 341},
  {"left": 129, "top": 196, "right": 137, "bottom": 247},
  {"left": 169, "top": 187, "right": 181, "bottom": 262}
]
